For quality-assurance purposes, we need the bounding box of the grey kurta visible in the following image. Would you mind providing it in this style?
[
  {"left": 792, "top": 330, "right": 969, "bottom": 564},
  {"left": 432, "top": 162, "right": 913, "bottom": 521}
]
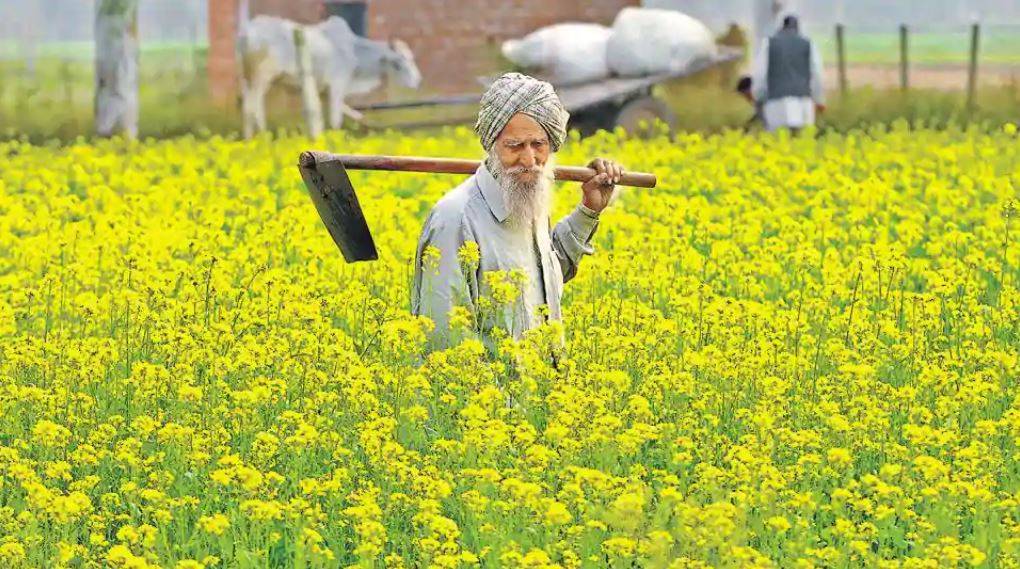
[{"left": 411, "top": 163, "right": 600, "bottom": 349}]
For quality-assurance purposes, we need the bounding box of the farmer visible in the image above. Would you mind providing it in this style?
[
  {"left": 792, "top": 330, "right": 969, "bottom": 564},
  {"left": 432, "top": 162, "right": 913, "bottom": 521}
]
[
  {"left": 411, "top": 72, "right": 623, "bottom": 350},
  {"left": 750, "top": 14, "right": 826, "bottom": 132}
]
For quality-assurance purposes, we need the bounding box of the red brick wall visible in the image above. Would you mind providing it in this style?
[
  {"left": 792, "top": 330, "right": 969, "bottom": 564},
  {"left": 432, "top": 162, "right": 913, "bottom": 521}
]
[
  {"left": 208, "top": 0, "right": 241, "bottom": 104},
  {"left": 367, "top": 0, "right": 638, "bottom": 94},
  {"left": 209, "top": 0, "right": 638, "bottom": 102},
  {"left": 251, "top": 0, "right": 324, "bottom": 23}
]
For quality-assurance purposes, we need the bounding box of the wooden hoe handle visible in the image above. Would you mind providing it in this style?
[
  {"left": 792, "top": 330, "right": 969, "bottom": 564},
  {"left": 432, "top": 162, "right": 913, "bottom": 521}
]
[{"left": 300, "top": 152, "right": 657, "bottom": 189}]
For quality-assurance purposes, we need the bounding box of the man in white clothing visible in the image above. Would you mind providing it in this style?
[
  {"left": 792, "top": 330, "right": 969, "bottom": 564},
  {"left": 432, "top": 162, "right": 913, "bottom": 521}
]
[{"left": 751, "top": 15, "right": 825, "bottom": 132}]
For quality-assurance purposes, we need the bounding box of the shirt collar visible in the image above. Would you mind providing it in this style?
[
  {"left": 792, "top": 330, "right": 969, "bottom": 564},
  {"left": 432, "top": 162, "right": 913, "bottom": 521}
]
[{"left": 475, "top": 162, "right": 509, "bottom": 223}]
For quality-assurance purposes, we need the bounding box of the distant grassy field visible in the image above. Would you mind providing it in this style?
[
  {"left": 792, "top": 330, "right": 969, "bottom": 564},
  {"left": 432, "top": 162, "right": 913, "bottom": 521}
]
[
  {"left": 810, "top": 26, "right": 1020, "bottom": 65},
  {"left": 0, "top": 37, "right": 1017, "bottom": 142},
  {"left": 0, "top": 46, "right": 212, "bottom": 141},
  {"left": 0, "top": 40, "right": 203, "bottom": 59}
]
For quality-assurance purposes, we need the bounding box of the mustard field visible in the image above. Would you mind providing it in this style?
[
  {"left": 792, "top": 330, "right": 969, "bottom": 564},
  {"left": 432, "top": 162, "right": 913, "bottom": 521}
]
[{"left": 1, "top": 123, "right": 1019, "bottom": 567}]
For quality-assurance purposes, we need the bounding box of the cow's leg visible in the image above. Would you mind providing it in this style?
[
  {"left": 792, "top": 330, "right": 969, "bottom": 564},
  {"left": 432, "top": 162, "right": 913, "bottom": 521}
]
[
  {"left": 242, "top": 76, "right": 270, "bottom": 135},
  {"left": 240, "top": 51, "right": 272, "bottom": 138},
  {"left": 241, "top": 85, "right": 257, "bottom": 139},
  {"left": 340, "top": 102, "right": 364, "bottom": 121},
  {"left": 250, "top": 78, "right": 271, "bottom": 133},
  {"left": 327, "top": 83, "right": 367, "bottom": 130},
  {"left": 327, "top": 82, "right": 346, "bottom": 130}
]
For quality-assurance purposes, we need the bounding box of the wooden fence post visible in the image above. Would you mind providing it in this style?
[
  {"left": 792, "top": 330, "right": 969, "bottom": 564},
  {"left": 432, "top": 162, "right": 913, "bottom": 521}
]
[
  {"left": 836, "top": 24, "right": 848, "bottom": 96},
  {"left": 899, "top": 24, "right": 909, "bottom": 91},
  {"left": 967, "top": 22, "right": 980, "bottom": 110},
  {"left": 94, "top": 0, "right": 140, "bottom": 139},
  {"left": 293, "top": 27, "right": 323, "bottom": 138}
]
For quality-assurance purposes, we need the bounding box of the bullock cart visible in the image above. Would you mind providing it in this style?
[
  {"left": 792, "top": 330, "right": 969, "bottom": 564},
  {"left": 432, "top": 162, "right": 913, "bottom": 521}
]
[{"left": 352, "top": 47, "right": 743, "bottom": 136}]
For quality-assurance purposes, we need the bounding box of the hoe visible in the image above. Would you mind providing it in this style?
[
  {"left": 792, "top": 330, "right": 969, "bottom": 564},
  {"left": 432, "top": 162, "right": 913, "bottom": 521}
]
[{"left": 297, "top": 150, "right": 657, "bottom": 262}]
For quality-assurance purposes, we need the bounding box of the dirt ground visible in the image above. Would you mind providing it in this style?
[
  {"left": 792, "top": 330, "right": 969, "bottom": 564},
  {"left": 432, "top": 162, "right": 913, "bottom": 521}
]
[{"left": 823, "top": 63, "right": 1020, "bottom": 91}]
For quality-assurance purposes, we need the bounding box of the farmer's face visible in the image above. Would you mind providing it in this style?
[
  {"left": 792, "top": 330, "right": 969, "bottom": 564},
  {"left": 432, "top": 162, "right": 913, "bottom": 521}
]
[{"left": 493, "top": 113, "right": 550, "bottom": 184}]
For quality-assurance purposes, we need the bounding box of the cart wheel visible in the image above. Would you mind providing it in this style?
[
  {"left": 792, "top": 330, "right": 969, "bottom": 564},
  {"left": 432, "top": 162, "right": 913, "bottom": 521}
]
[
  {"left": 568, "top": 102, "right": 619, "bottom": 137},
  {"left": 614, "top": 96, "right": 677, "bottom": 137}
]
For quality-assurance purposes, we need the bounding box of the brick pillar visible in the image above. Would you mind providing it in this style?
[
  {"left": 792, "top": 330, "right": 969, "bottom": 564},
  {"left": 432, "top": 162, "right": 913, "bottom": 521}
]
[{"left": 208, "top": 0, "right": 239, "bottom": 105}]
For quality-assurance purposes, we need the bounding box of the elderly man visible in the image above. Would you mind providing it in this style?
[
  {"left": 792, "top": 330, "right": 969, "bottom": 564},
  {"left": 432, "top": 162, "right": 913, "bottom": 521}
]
[
  {"left": 750, "top": 15, "right": 825, "bottom": 132},
  {"left": 411, "top": 72, "right": 623, "bottom": 350}
]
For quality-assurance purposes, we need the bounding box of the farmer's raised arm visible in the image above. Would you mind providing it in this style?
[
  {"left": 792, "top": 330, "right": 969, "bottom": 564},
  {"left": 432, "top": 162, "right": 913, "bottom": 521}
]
[{"left": 550, "top": 157, "right": 622, "bottom": 283}]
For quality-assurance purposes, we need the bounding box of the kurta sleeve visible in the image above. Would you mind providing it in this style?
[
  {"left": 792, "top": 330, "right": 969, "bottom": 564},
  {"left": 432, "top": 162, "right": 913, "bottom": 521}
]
[
  {"left": 751, "top": 38, "right": 770, "bottom": 103},
  {"left": 809, "top": 40, "right": 825, "bottom": 105},
  {"left": 550, "top": 203, "right": 600, "bottom": 283},
  {"left": 411, "top": 210, "right": 478, "bottom": 347}
]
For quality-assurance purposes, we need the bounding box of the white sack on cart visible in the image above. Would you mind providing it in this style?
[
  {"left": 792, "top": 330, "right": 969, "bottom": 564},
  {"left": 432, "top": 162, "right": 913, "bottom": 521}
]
[
  {"left": 502, "top": 23, "right": 613, "bottom": 85},
  {"left": 606, "top": 7, "right": 718, "bottom": 77}
]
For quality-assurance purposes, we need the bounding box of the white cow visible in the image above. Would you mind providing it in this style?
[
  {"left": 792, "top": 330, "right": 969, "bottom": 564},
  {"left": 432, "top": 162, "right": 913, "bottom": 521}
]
[{"left": 238, "top": 15, "right": 422, "bottom": 135}]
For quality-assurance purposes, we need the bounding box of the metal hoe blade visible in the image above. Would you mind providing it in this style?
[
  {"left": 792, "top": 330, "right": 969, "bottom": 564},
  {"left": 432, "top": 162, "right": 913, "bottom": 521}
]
[{"left": 298, "top": 150, "right": 379, "bottom": 262}]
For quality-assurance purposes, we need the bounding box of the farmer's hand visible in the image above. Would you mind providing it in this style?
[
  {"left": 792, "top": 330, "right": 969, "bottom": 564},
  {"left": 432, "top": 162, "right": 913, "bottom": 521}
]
[{"left": 581, "top": 158, "right": 623, "bottom": 214}]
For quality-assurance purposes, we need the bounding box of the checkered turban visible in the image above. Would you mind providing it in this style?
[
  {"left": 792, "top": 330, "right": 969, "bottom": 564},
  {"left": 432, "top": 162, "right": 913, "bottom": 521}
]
[{"left": 474, "top": 73, "right": 570, "bottom": 152}]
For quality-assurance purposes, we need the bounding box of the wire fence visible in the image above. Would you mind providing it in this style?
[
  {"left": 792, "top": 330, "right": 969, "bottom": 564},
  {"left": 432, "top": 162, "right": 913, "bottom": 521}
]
[
  {"left": 646, "top": 0, "right": 1020, "bottom": 34},
  {"left": 807, "top": 22, "right": 1020, "bottom": 98}
]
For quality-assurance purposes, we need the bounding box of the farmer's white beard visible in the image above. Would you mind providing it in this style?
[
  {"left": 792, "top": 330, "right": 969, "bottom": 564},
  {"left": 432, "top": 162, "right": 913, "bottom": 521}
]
[{"left": 488, "top": 152, "right": 555, "bottom": 230}]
